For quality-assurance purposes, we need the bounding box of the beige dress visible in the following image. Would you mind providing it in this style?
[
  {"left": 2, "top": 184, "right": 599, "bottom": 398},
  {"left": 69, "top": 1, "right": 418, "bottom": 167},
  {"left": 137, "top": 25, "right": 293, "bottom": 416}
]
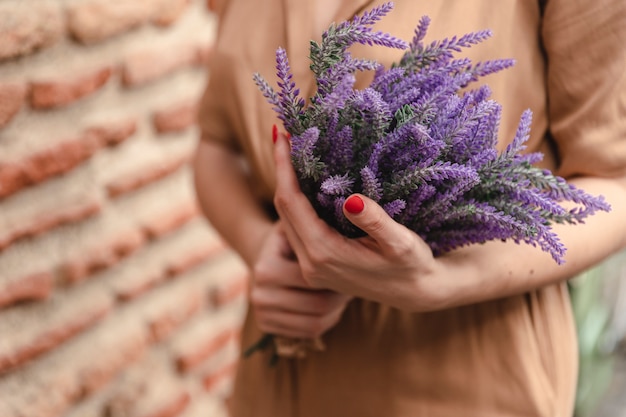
[{"left": 198, "top": 1, "right": 626, "bottom": 416}]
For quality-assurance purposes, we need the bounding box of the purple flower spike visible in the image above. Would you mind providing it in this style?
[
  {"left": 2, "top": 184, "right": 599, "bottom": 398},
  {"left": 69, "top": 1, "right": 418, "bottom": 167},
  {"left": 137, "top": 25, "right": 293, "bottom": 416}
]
[
  {"left": 274, "top": 48, "right": 306, "bottom": 134},
  {"left": 254, "top": 3, "right": 610, "bottom": 263}
]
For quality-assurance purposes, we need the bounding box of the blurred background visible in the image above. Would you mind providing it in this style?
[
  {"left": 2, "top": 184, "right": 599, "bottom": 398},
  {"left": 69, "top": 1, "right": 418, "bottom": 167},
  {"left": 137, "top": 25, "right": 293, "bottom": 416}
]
[
  {"left": 0, "top": 0, "right": 247, "bottom": 416},
  {"left": 0, "top": 1, "right": 624, "bottom": 416}
]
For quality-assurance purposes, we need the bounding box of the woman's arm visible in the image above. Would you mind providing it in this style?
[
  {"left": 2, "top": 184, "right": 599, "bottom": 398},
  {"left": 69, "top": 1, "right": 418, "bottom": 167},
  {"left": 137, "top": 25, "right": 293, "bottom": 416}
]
[
  {"left": 272, "top": 131, "right": 626, "bottom": 312},
  {"left": 442, "top": 175, "right": 626, "bottom": 308},
  {"left": 192, "top": 139, "right": 273, "bottom": 267},
  {"left": 192, "top": 138, "right": 352, "bottom": 339}
]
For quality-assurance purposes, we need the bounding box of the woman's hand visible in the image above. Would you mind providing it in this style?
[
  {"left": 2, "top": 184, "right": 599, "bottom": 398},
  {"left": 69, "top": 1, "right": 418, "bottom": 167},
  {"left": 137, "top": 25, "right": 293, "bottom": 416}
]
[
  {"left": 272, "top": 132, "right": 458, "bottom": 312},
  {"left": 272, "top": 129, "right": 626, "bottom": 311},
  {"left": 250, "top": 220, "right": 353, "bottom": 339}
]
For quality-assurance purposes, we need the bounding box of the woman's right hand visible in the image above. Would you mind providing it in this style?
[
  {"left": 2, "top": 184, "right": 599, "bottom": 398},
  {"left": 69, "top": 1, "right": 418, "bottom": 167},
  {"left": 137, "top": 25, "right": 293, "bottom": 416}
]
[{"left": 250, "top": 221, "right": 353, "bottom": 340}]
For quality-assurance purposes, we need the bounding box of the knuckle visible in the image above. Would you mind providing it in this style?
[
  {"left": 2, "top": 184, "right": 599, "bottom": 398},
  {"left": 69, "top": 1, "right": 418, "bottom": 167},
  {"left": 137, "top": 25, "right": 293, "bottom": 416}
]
[
  {"left": 307, "top": 246, "right": 330, "bottom": 266},
  {"left": 273, "top": 192, "right": 290, "bottom": 211},
  {"left": 251, "top": 264, "right": 264, "bottom": 280},
  {"left": 249, "top": 287, "right": 265, "bottom": 306},
  {"left": 299, "top": 260, "right": 316, "bottom": 281},
  {"left": 300, "top": 266, "right": 324, "bottom": 289},
  {"left": 252, "top": 262, "right": 272, "bottom": 285}
]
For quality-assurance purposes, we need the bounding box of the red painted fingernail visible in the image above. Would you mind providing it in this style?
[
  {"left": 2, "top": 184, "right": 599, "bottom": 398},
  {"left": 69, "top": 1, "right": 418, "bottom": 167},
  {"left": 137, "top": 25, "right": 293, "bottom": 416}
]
[
  {"left": 272, "top": 124, "right": 278, "bottom": 143},
  {"left": 286, "top": 132, "right": 291, "bottom": 140},
  {"left": 345, "top": 195, "right": 364, "bottom": 214}
]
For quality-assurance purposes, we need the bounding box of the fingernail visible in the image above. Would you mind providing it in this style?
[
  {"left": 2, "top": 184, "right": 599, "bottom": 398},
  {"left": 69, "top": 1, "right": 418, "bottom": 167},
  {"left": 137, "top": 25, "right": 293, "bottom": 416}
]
[
  {"left": 345, "top": 195, "right": 364, "bottom": 214},
  {"left": 272, "top": 124, "right": 278, "bottom": 143},
  {"left": 286, "top": 132, "right": 291, "bottom": 140}
]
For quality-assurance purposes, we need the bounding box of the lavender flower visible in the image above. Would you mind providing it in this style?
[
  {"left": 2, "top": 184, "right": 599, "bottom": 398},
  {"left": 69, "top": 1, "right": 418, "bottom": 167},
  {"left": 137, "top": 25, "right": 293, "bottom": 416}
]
[{"left": 253, "top": 2, "right": 610, "bottom": 264}]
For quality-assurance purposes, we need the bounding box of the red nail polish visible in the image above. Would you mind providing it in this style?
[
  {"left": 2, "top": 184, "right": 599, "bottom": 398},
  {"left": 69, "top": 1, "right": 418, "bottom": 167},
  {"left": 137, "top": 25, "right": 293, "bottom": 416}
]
[
  {"left": 272, "top": 124, "right": 278, "bottom": 143},
  {"left": 345, "top": 195, "right": 364, "bottom": 214}
]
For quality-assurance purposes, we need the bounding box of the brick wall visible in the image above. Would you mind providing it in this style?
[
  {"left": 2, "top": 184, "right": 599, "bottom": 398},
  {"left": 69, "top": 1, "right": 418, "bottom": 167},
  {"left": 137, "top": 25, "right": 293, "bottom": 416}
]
[{"left": 0, "top": 1, "right": 248, "bottom": 416}]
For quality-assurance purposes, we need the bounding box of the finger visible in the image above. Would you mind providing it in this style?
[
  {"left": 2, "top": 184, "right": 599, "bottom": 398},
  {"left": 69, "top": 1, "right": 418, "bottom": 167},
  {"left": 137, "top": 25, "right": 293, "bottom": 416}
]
[
  {"left": 343, "top": 194, "right": 427, "bottom": 257},
  {"left": 278, "top": 216, "right": 344, "bottom": 290},
  {"left": 253, "top": 254, "right": 310, "bottom": 289},
  {"left": 251, "top": 286, "right": 348, "bottom": 315},
  {"left": 273, "top": 132, "right": 335, "bottom": 245},
  {"left": 254, "top": 308, "right": 343, "bottom": 339},
  {"left": 276, "top": 212, "right": 309, "bottom": 268},
  {"left": 273, "top": 222, "right": 298, "bottom": 260}
]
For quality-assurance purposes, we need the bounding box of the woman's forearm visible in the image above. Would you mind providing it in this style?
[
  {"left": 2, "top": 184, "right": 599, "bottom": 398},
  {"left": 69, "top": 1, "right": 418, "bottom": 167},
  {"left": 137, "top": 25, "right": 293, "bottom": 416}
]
[
  {"left": 192, "top": 139, "right": 273, "bottom": 267},
  {"left": 438, "top": 174, "right": 626, "bottom": 309},
  {"left": 270, "top": 135, "right": 626, "bottom": 312}
]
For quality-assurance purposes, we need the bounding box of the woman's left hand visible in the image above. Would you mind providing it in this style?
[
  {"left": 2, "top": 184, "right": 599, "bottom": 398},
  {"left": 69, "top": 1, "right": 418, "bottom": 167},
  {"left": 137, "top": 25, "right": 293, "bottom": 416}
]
[{"left": 272, "top": 132, "right": 456, "bottom": 312}]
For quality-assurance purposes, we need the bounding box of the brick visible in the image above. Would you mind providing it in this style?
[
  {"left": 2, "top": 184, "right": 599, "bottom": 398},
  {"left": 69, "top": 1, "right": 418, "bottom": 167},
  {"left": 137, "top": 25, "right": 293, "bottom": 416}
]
[
  {"left": 113, "top": 228, "right": 148, "bottom": 257},
  {"left": 211, "top": 272, "right": 248, "bottom": 308},
  {"left": 0, "top": 163, "right": 27, "bottom": 199},
  {"left": 61, "top": 228, "right": 146, "bottom": 284},
  {"left": 0, "top": 163, "right": 26, "bottom": 200},
  {"left": 30, "top": 66, "right": 112, "bottom": 109},
  {"left": 195, "top": 336, "right": 239, "bottom": 399},
  {"left": 67, "top": 0, "right": 155, "bottom": 44},
  {"left": 0, "top": 197, "right": 101, "bottom": 252},
  {"left": 194, "top": 45, "right": 213, "bottom": 67},
  {"left": 175, "top": 328, "right": 236, "bottom": 374},
  {"left": 202, "top": 362, "right": 237, "bottom": 393},
  {"left": 142, "top": 200, "right": 198, "bottom": 240},
  {"left": 0, "top": 133, "right": 101, "bottom": 200},
  {"left": 0, "top": 272, "right": 53, "bottom": 309},
  {"left": 61, "top": 388, "right": 109, "bottom": 417},
  {"left": 86, "top": 118, "right": 138, "bottom": 147},
  {"left": 23, "top": 134, "right": 100, "bottom": 183},
  {"left": 0, "top": 83, "right": 27, "bottom": 128},
  {"left": 0, "top": 286, "right": 112, "bottom": 373},
  {"left": 112, "top": 223, "right": 218, "bottom": 302},
  {"left": 152, "top": 0, "right": 190, "bottom": 27},
  {"left": 141, "top": 391, "right": 190, "bottom": 417},
  {"left": 0, "top": 234, "right": 11, "bottom": 253},
  {"left": 0, "top": 1, "right": 64, "bottom": 61},
  {"left": 105, "top": 351, "right": 190, "bottom": 417},
  {"left": 149, "top": 291, "right": 204, "bottom": 343},
  {"left": 0, "top": 119, "right": 135, "bottom": 200},
  {"left": 61, "top": 249, "right": 116, "bottom": 284},
  {"left": 0, "top": 315, "right": 148, "bottom": 417},
  {"left": 62, "top": 391, "right": 109, "bottom": 417},
  {"left": 122, "top": 43, "right": 197, "bottom": 87},
  {"left": 153, "top": 99, "right": 199, "bottom": 134},
  {"left": 206, "top": 0, "right": 221, "bottom": 13},
  {"left": 28, "top": 198, "right": 101, "bottom": 236},
  {"left": 106, "top": 153, "right": 190, "bottom": 198},
  {"left": 116, "top": 270, "right": 165, "bottom": 302},
  {"left": 136, "top": 265, "right": 217, "bottom": 344},
  {"left": 77, "top": 320, "right": 148, "bottom": 398},
  {"left": 166, "top": 239, "right": 226, "bottom": 278},
  {"left": 178, "top": 396, "right": 228, "bottom": 417}
]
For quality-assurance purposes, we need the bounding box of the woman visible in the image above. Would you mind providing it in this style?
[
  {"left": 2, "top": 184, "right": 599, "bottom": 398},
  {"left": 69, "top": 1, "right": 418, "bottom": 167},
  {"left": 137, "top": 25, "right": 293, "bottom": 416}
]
[{"left": 193, "top": 1, "right": 626, "bottom": 416}]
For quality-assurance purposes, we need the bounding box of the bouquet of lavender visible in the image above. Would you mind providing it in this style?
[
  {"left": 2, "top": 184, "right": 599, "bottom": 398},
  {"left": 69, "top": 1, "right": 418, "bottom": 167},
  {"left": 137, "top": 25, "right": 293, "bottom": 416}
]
[{"left": 254, "top": 2, "right": 609, "bottom": 265}]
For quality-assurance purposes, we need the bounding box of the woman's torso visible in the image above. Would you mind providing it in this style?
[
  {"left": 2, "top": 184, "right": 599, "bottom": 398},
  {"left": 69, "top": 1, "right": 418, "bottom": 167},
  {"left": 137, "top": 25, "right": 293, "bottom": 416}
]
[{"left": 201, "top": 1, "right": 583, "bottom": 416}]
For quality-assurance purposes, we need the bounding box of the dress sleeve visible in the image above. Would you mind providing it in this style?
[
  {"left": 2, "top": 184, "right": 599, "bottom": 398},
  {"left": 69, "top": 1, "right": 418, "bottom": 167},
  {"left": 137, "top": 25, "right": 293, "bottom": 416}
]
[{"left": 541, "top": 0, "right": 626, "bottom": 179}]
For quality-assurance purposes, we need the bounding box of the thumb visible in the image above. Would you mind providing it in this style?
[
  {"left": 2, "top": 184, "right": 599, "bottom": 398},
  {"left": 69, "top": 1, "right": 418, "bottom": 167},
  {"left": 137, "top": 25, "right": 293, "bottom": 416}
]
[{"left": 343, "top": 194, "right": 411, "bottom": 252}]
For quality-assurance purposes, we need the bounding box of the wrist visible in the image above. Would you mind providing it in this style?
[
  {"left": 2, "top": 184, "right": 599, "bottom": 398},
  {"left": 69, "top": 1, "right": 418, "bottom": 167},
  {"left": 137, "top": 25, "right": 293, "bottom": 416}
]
[{"left": 415, "top": 250, "right": 483, "bottom": 312}]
